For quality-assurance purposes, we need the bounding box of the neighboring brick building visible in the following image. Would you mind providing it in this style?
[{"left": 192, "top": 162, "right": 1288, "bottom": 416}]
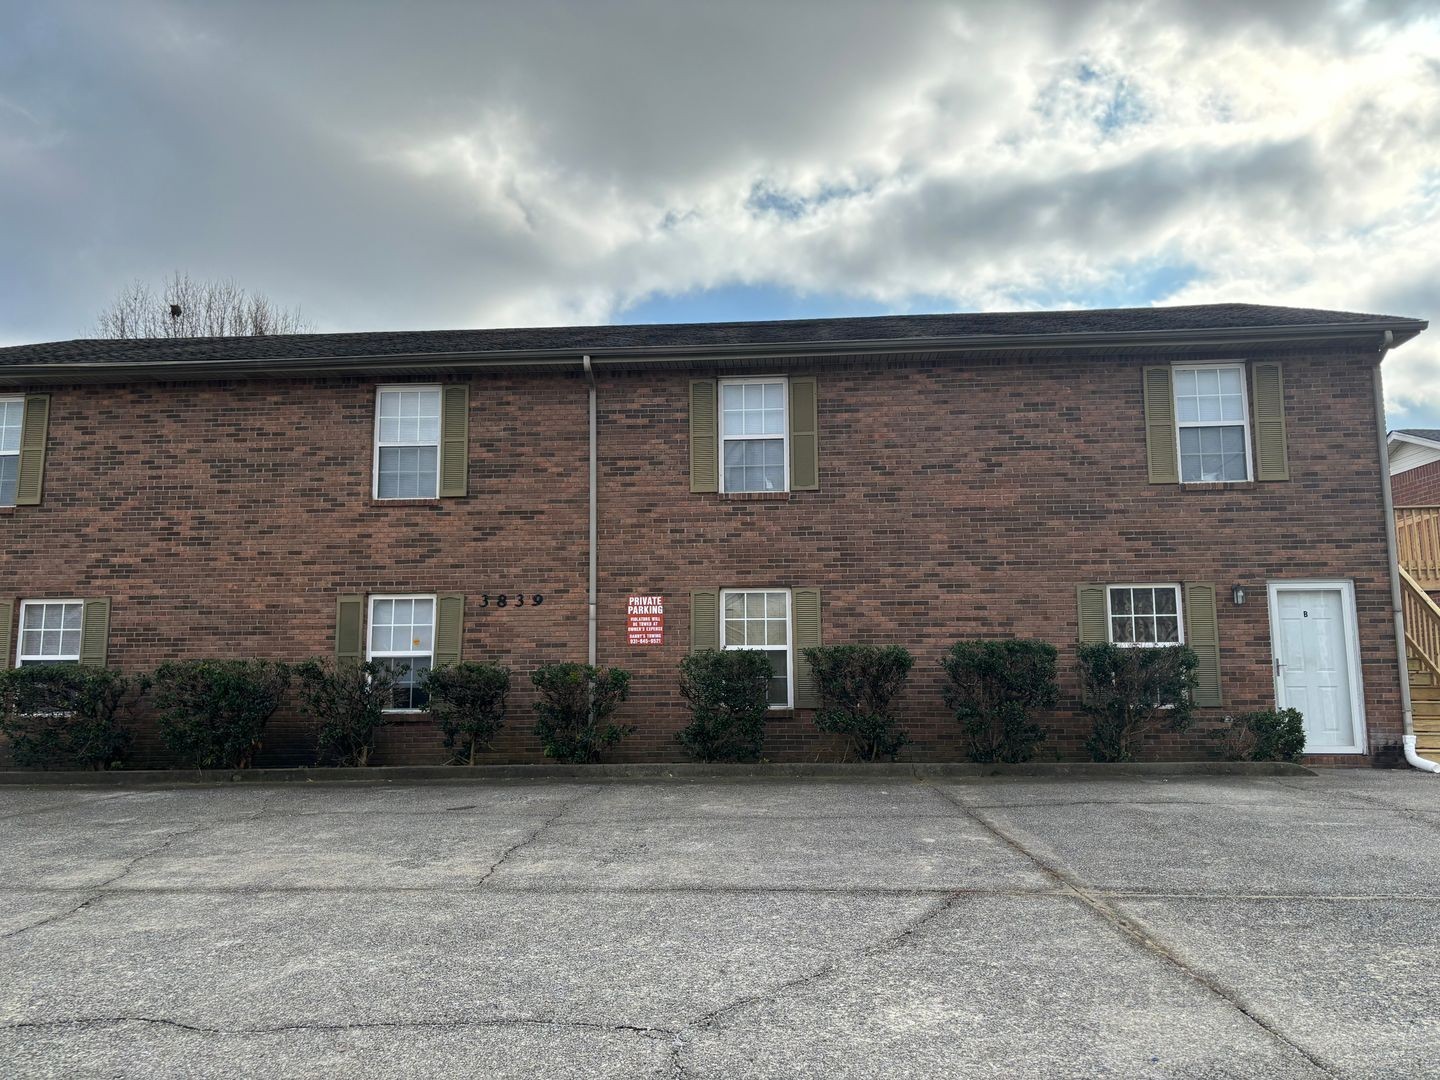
[
  {"left": 0, "top": 303, "right": 1428, "bottom": 767},
  {"left": 1390, "top": 430, "right": 1440, "bottom": 506}
]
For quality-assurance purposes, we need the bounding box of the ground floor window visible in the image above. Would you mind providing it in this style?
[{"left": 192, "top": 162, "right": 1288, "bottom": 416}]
[
  {"left": 367, "top": 595, "right": 435, "bottom": 710},
  {"left": 1106, "top": 585, "right": 1183, "bottom": 646},
  {"left": 721, "top": 589, "right": 792, "bottom": 707},
  {"left": 17, "top": 600, "right": 83, "bottom": 665}
]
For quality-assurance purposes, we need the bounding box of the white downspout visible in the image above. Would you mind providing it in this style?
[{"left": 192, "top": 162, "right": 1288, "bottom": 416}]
[
  {"left": 1374, "top": 333, "right": 1440, "bottom": 773},
  {"left": 584, "top": 355, "right": 597, "bottom": 669}
]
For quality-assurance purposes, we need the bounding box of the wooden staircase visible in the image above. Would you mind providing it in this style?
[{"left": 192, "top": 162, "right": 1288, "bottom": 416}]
[
  {"left": 1401, "top": 564, "right": 1440, "bottom": 761},
  {"left": 1410, "top": 657, "right": 1440, "bottom": 760}
]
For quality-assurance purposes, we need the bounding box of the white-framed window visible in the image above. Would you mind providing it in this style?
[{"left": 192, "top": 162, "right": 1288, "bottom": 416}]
[
  {"left": 373, "top": 386, "right": 442, "bottom": 500},
  {"left": 1106, "top": 585, "right": 1183, "bottom": 647},
  {"left": 366, "top": 595, "right": 435, "bottom": 711},
  {"left": 721, "top": 588, "right": 793, "bottom": 708},
  {"left": 16, "top": 600, "right": 84, "bottom": 665},
  {"left": 0, "top": 397, "right": 22, "bottom": 507},
  {"left": 720, "top": 377, "right": 788, "bottom": 493},
  {"left": 1172, "top": 364, "right": 1252, "bottom": 483}
]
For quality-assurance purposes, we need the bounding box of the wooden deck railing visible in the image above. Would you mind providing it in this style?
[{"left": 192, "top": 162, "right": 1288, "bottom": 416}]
[
  {"left": 1401, "top": 565, "right": 1440, "bottom": 680},
  {"left": 1396, "top": 506, "right": 1440, "bottom": 591}
]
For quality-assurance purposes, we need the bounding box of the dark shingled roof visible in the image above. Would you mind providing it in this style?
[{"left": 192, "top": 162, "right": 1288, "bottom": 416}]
[
  {"left": 0, "top": 302, "right": 1425, "bottom": 369},
  {"left": 1396, "top": 429, "right": 1440, "bottom": 444}
]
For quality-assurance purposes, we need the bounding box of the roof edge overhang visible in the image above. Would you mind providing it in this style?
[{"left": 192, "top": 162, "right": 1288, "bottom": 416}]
[
  {"left": 0, "top": 318, "right": 1425, "bottom": 387},
  {"left": 1389, "top": 430, "right": 1440, "bottom": 453}
]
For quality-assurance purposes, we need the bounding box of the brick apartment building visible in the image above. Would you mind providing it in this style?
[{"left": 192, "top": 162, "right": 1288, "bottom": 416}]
[{"left": 0, "top": 303, "right": 1429, "bottom": 767}]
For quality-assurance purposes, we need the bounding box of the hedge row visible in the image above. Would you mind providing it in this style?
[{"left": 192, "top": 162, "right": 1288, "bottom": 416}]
[{"left": 0, "top": 642, "right": 1306, "bottom": 771}]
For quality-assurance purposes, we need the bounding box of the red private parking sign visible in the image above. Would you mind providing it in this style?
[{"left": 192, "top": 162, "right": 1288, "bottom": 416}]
[{"left": 626, "top": 595, "right": 664, "bottom": 646}]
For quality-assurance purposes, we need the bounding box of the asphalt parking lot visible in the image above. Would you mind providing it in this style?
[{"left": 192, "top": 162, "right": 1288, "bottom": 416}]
[{"left": 1, "top": 770, "right": 1437, "bottom": 1078}]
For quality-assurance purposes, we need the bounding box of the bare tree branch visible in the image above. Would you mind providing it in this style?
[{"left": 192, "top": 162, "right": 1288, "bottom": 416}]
[{"left": 94, "top": 272, "right": 312, "bottom": 339}]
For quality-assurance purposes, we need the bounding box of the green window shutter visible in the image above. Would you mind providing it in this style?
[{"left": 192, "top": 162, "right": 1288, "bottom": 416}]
[
  {"left": 690, "top": 589, "right": 720, "bottom": 652},
  {"left": 1077, "top": 585, "right": 1108, "bottom": 644},
  {"left": 1184, "top": 583, "right": 1222, "bottom": 707},
  {"left": 792, "top": 587, "right": 822, "bottom": 709},
  {"left": 439, "top": 384, "right": 469, "bottom": 497},
  {"left": 434, "top": 593, "right": 464, "bottom": 667},
  {"left": 689, "top": 379, "right": 719, "bottom": 493},
  {"left": 1251, "top": 362, "right": 1289, "bottom": 482},
  {"left": 336, "top": 594, "right": 365, "bottom": 668},
  {"left": 16, "top": 394, "right": 50, "bottom": 506},
  {"left": 1142, "top": 367, "right": 1178, "bottom": 485},
  {"left": 78, "top": 599, "right": 110, "bottom": 667},
  {"left": 789, "top": 376, "right": 819, "bottom": 491},
  {"left": 0, "top": 598, "right": 13, "bottom": 670}
]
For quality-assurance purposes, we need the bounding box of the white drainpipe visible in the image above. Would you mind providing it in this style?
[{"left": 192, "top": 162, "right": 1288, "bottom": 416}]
[{"left": 1374, "top": 333, "right": 1440, "bottom": 773}]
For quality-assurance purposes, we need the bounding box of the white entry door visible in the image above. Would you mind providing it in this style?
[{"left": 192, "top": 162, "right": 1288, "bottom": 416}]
[{"left": 1267, "top": 581, "right": 1366, "bottom": 754}]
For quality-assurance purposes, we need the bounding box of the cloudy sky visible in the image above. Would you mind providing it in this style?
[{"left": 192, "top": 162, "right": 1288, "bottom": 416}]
[{"left": 2, "top": 0, "right": 1437, "bottom": 425}]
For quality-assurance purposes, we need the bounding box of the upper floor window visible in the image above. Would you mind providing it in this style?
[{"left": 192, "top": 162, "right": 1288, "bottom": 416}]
[
  {"left": 720, "top": 378, "right": 788, "bottom": 493},
  {"left": 17, "top": 600, "right": 83, "bottom": 665},
  {"left": 721, "top": 588, "right": 792, "bottom": 707},
  {"left": 0, "top": 397, "right": 22, "bottom": 506},
  {"left": 367, "top": 595, "right": 435, "bottom": 711},
  {"left": 1107, "top": 585, "right": 1183, "bottom": 647},
  {"left": 1172, "top": 365, "right": 1252, "bottom": 483},
  {"left": 374, "top": 386, "right": 442, "bottom": 500}
]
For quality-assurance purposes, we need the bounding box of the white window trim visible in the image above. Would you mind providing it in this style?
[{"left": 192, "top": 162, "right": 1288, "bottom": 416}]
[
  {"left": 718, "top": 376, "right": 789, "bottom": 494},
  {"left": 0, "top": 395, "right": 21, "bottom": 508},
  {"left": 372, "top": 384, "right": 443, "bottom": 501},
  {"left": 16, "top": 599, "right": 85, "bottom": 666},
  {"left": 365, "top": 593, "right": 437, "bottom": 713},
  {"left": 1171, "top": 362, "right": 1254, "bottom": 484},
  {"left": 720, "top": 587, "right": 794, "bottom": 710},
  {"left": 1105, "top": 584, "right": 1184, "bottom": 649}
]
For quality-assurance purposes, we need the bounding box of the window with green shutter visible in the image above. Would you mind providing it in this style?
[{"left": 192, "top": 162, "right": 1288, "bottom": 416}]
[
  {"left": 690, "top": 589, "right": 720, "bottom": 651},
  {"left": 1183, "top": 583, "right": 1222, "bottom": 706},
  {"left": 1250, "top": 362, "right": 1289, "bottom": 481},
  {"left": 689, "top": 381, "right": 719, "bottom": 493},
  {"left": 692, "top": 377, "right": 821, "bottom": 493},
  {"left": 0, "top": 598, "right": 13, "bottom": 669},
  {"left": 335, "top": 595, "right": 365, "bottom": 668},
  {"left": 1142, "top": 367, "right": 1178, "bottom": 484},
  {"left": 438, "top": 385, "right": 469, "bottom": 497},
  {"left": 79, "top": 599, "right": 110, "bottom": 667},
  {"left": 15, "top": 394, "right": 50, "bottom": 506},
  {"left": 1077, "top": 583, "right": 1222, "bottom": 706},
  {"left": 434, "top": 593, "right": 465, "bottom": 667}
]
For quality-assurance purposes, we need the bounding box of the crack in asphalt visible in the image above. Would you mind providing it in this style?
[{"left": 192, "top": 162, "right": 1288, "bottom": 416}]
[
  {"left": 474, "top": 785, "right": 601, "bottom": 887},
  {"left": 923, "top": 781, "right": 1345, "bottom": 1078},
  {"left": 666, "top": 889, "right": 971, "bottom": 1077},
  {"left": 93, "top": 790, "right": 283, "bottom": 891},
  {"left": 0, "top": 791, "right": 131, "bottom": 824},
  {"left": 0, "top": 894, "right": 106, "bottom": 942},
  {"left": 0, "top": 1014, "right": 676, "bottom": 1040}
]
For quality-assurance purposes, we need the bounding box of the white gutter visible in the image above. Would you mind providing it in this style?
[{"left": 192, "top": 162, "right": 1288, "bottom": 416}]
[
  {"left": 1374, "top": 332, "right": 1440, "bottom": 773},
  {"left": 583, "top": 354, "right": 597, "bottom": 668}
]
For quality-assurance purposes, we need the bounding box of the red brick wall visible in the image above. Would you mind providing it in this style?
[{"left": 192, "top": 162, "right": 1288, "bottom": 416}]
[
  {"left": 1393, "top": 458, "right": 1440, "bottom": 506},
  {"left": 0, "top": 350, "right": 1405, "bottom": 767}
]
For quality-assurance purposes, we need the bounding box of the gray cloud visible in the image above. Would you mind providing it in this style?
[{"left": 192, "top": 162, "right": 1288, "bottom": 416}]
[{"left": 0, "top": 0, "right": 1436, "bottom": 413}]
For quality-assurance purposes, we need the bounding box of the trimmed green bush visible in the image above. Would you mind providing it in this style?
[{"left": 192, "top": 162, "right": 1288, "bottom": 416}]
[
  {"left": 424, "top": 661, "right": 511, "bottom": 765},
  {"left": 295, "top": 658, "right": 394, "bottom": 767},
  {"left": 151, "top": 659, "right": 290, "bottom": 769},
  {"left": 1077, "top": 643, "right": 1197, "bottom": 762},
  {"left": 804, "top": 645, "right": 914, "bottom": 762},
  {"left": 0, "top": 664, "right": 144, "bottom": 770},
  {"left": 1214, "top": 708, "right": 1306, "bottom": 762},
  {"left": 943, "top": 640, "right": 1058, "bottom": 763},
  {"left": 531, "top": 663, "right": 632, "bottom": 763},
  {"left": 677, "top": 650, "right": 773, "bottom": 762}
]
